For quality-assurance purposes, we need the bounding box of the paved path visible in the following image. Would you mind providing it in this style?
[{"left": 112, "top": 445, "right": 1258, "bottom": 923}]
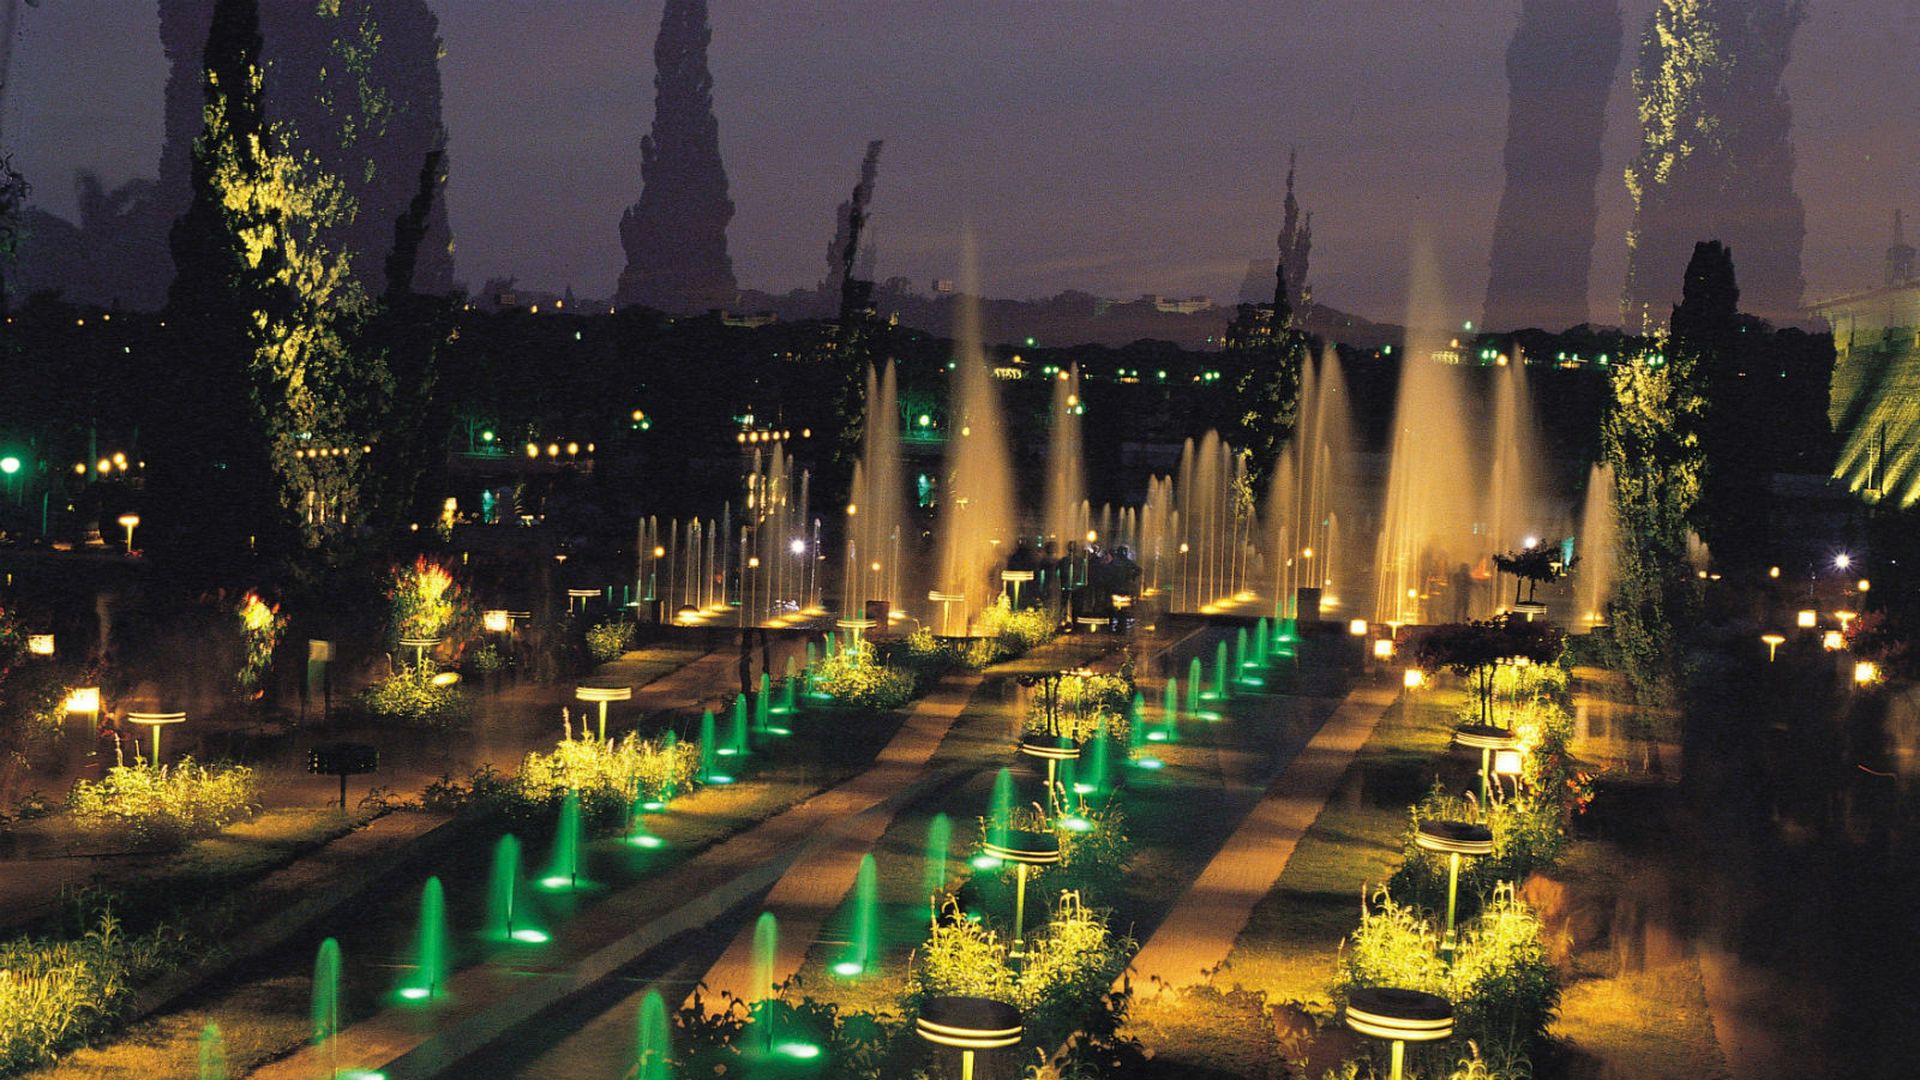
[
  {"left": 249, "top": 671, "right": 984, "bottom": 1080},
  {"left": 1124, "top": 683, "right": 1397, "bottom": 991},
  {"left": 693, "top": 672, "right": 985, "bottom": 1002}
]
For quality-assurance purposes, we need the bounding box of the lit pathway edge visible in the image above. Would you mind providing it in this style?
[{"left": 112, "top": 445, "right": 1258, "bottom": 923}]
[
  {"left": 249, "top": 672, "right": 984, "bottom": 1080},
  {"left": 1122, "top": 683, "right": 1398, "bottom": 993}
]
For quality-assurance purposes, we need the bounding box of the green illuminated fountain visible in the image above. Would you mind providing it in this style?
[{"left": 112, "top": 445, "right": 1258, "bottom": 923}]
[
  {"left": 1214, "top": 640, "right": 1231, "bottom": 701},
  {"left": 657, "top": 731, "right": 680, "bottom": 806},
  {"left": 1082, "top": 730, "right": 1110, "bottom": 793},
  {"left": 924, "top": 813, "right": 952, "bottom": 920},
  {"left": 198, "top": 1023, "right": 227, "bottom": 1080},
  {"left": 727, "top": 696, "right": 750, "bottom": 757},
  {"left": 1157, "top": 684, "right": 1177, "bottom": 744},
  {"left": 488, "top": 834, "right": 547, "bottom": 943},
  {"left": 976, "top": 768, "right": 1015, "bottom": 868},
  {"left": 835, "top": 854, "right": 878, "bottom": 977},
  {"left": 1235, "top": 627, "right": 1249, "bottom": 671},
  {"left": 1186, "top": 659, "right": 1203, "bottom": 712},
  {"left": 635, "top": 989, "right": 673, "bottom": 1080},
  {"left": 755, "top": 674, "right": 771, "bottom": 734},
  {"left": 312, "top": 938, "right": 341, "bottom": 1068},
  {"left": 400, "top": 876, "right": 449, "bottom": 1001},
  {"left": 778, "top": 656, "right": 798, "bottom": 714},
  {"left": 698, "top": 709, "right": 731, "bottom": 783},
  {"left": 1254, "top": 617, "right": 1271, "bottom": 665},
  {"left": 542, "top": 790, "right": 585, "bottom": 890},
  {"left": 627, "top": 791, "right": 664, "bottom": 849}
]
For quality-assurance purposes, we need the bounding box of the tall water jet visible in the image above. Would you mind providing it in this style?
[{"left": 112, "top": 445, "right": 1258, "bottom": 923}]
[
  {"left": 1375, "top": 238, "right": 1480, "bottom": 625},
  {"left": 543, "top": 791, "right": 584, "bottom": 890},
  {"left": 1486, "top": 357, "right": 1552, "bottom": 613},
  {"left": 1577, "top": 463, "right": 1617, "bottom": 626},
  {"left": 924, "top": 813, "right": 952, "bottom": 920},
  {"left": 401, "top": 876, "right": 448, "bottom": 1001},
  {"left": 728, "top": 696, "right": 749, "bottom": 757},
  {"left": 751, "top": 911, "right": 779, "bottom": 1053},
  {"left": 198, "top": 1023, "right": 228, "bottom": 1080},
  {"left": 835, "top": 854, "right": 879, "bottom": 977},
  {"left": 778, "top": 656, "right": 798, "bottom": 714},
  {"left": 1254, "top": 618, "right": 1271, "bottom": 665},
  {"left": 635, "top": 989, "right": 673, "bottom": 1080},
  {"left": 1173, "top": 433, "right": 1256, "bottom": 611},
  {"left": 312, "top": 938, "right": 341, "bottom": 1068},
  {"left": 754, "top": 674, "right": 772, "bottom": 734},
  {"left": 1082, "top": 727, "right": 1110, "bottom": 794},
  {"left": 1044, "top": 365, "right": 1087, "bottom": 550},
  {"left": 932, "top": 234, "right": 1016, "bottom": 634},
  {"left": 1266, "top": 350, "right": 1353, "bottom": 616},
  {"left": 1214, "top": 641, "right": 1232, "bottom": 700},
  {"left": 1184, "top": 660, "right": 1201, "bottom": 714},
  {"left": 487, "top": 834, "right": 546, "bottom": 943},
  {"left": 848, "top": 361, "right": 905, "bottom": 617},
  {"left": 698, "top": 709, "right": 728, "bottom": 783}
]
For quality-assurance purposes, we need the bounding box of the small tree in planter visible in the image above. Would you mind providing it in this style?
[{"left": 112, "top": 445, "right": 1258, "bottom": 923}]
[
  {"left": 1411, "top": 615, "right": 1564, "bottom": 726},
  {"left": 386, "top": 555, "right": 470, "bottom": 651},
  {"left": 1492, "top": 543, "right": 1572, "bottom": 607},
  {"left": 234, "top": 590, "right": 286, "bottom": 699}
]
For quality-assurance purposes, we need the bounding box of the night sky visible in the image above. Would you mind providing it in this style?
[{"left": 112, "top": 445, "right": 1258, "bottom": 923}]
[{"left": 8, "top": 0, "right": 1920, "bottom": 327}]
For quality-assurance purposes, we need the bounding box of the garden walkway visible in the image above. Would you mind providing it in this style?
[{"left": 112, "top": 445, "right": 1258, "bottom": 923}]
[
  {"left": 1124, "top": 682, "right": 1398, "bottom": 991},
  {"left": 249, "top": 669, "right": 987, "bottom": 1080}
]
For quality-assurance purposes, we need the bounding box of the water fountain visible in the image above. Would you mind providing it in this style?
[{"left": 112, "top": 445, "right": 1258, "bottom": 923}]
[
  {"left": 399, "top": 876, "right": 448, "bottom": 1001},
  {"left": 198, "top": 1023, "right": 227, "bottom": 1080},
  {"left": 1044, "top": 365, "right": 1087, "bottom": 551},
  {"left": 657, "top": 731, "right": 680, "bottom": 805},
  {"left": 311, "top": 937, "right": 341, "bottom": 1069},
  {"left": 924, "top": 813, "right": 952, "bottom": 920},
  {"left": 1266, "top": 349, "right": 1356, "bottom": 619},
  {"left": 1213, "top": 640, "right": 1231, "bottom": 700},
  {"left": 1183, "top": 660, "right": 1201, "bottom": 714},
  {"left": 975, "top": 767, "right": 1017, "bottom": 870},
  {"left": 1486, "top": 358, "right": 1552, "bottom": 614},
  {"left": 627, "top": 790, "right": 664, "bottom": 849},
  {"left": 541, "top": 791, "right": 585, "bottom": 891},
  {"left": 487, "top": 834, "right": 547, "bottom": 944},
  {"left": 698, "top": 709, "right": 732, "bottom": 784},
  {"left": 1171, "top": 433, "right": 1258, "bottom": 612},
  {"left": 834, "top": 854, "right": 879, "bottom": 977},
  {"left": 931, "top": 236, "right": 1016, "bottom": 635},
  {"left": 1374, "top": 239, "right": 1481, "bottom": 625},
  {"left": 1254, "top": 617, "right": 1271, "bottom": 665},
  {"left": 1577, "top": 462, "right": 1617, "bottom": 626},
  {"left": 635, "top": 989, "right": 673, "bottom": 1080},
  {"left": 847, "top": 361, "right": 906, "bottom": 621},
  {"left": 1081, "top": 729, "right": 1110, "bottom": 794},
  {"left": 726, "top": 696, "right": 749, "bottom": 758},
  {"left": 778, "top": 656, "right": 798, "bottom": 714}
]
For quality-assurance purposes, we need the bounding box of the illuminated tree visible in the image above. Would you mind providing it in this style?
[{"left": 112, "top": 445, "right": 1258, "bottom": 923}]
[
  {"left": 1228, "top": 263, "right": 1308, "bottom": 498},
  {"left": 1622, "top": 0, "right": 1805, "bottom": 330},
  {"left": 1412, "top": 615, "right": 1565, "bottom": 727},
  {"left": 152, "top": 0, "right": 388, "bottom": 567},
  {"left": 1602, "top": 255, "right": 1705, "bottom": 708}
]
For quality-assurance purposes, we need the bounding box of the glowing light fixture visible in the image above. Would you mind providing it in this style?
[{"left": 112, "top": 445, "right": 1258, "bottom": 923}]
[
  {"left": 1760, "top": 633, "right": 1785, "bottom": 662},
  {"left": 26, "top": 634, "right": 53, "bottom": 656},
  {"left": 1796, "top": 609, "right": 1817, "bottom": 629},
  {"left": 483, "top": 610, "right": 511, "bottom": 634},
  {"left": 1403, "top": 669, "right": 1425, "bottom": 689},
  {"left": 917, "top": 995, "right": 1022, "bottom": 1080},
  {"left": 1823, "top": 630, "right": 1845, "bottom": 651},
  {"left": 1344, "top": 986, "right": 1455, "bottom": 1080},
  {"left": 1349, "top": 618, "right": 1368, "bottom": 637},
  {"left": 1855, "top": 660, "right": 1880, "bottom": 685}
]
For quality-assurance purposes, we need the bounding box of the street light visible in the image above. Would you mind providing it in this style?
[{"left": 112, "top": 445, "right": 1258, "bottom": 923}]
[
  {"left": 1414, "top": 819, "right": 1493, "bottom": 961},
  {"left": 1345, "top": 987, "right": 1455, "bottom": 1080}
]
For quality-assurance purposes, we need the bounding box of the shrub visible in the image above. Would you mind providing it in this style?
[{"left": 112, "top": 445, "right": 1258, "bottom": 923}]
[
  {"left": 672, "top": 980, "right": 909, "bottom": 1079},
  {"left": 386, "top": 555, "right": 469, "bottom": 644},
  {"left": 1387, "top": 782, "right": 1565, "bottom": 921},
  {"left": 0, "top": 908, "right": 185, "bottom": 1072},
  {"left": 1332, "top": 884, "right": 1559, "bottom": 1072},
  {"left": 234, "top": 590, "right": 286, "bottom": 696},
  {"left": 585, "top": 619, "right": 636, "bottom": 664},
  {"left": 468, "top": 642, "right": 509, "bottom": 676},
  {"left": 511, "top": 721, "right": 701, "bottom": 830},
  {"left": 355, "top": 666, "right": 473, "bottom": 730},
  {"left": 811, "top": 645, "right": 917, "bottom": 710},
  {"left": 1024, "top": 671, "right": 1134, "bottom": 742},
  {"left": 67, "top": 757, "right": 259, "bottom": 848},
  {"left": 911, "top": 891, "right": 1135, "bottom": 1053},
  {"left": 978, "top": 596, "right": 1056, "bottom": 653}
]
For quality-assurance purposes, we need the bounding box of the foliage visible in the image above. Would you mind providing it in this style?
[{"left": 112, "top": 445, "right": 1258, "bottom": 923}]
[
  {"left": 0, "top": 606, "right": 68, "bottom": 772},
  {"left": 67, "top": 757, "right": 260, "bottom": 848},
  {"left": 386, "top": 555, "right": 468, "bottom": 645},
  {"left": 893, "top": 598, "right": 1055, "bottom": 673},
  {"left": 467, "top": 642, "right": 509, "bottom": 675},
  {"left": 353, "top": 666, "right": 472, "bottom": 730},
  {"left": 1333, "top": 884, "right": 1558, "bottom": 1072},
  {"left": 1023, "top": 671, "right": 1133, "bottom": 742},
  {"left": 979, "top": 596, "right": 1057, "bottom": 653},
  {"left": 812, "top": 644, "right": 917, "bottom": 710},
  {"left": 671, "top": 979, "right": 910, "bottom": 1079},
  {"left": 0, "top": 907, "right": 187, "bottom": 1073},
  {"left": 1388, "top": 783, "right": 1565, "bottom": 921},
  {"left": 1490, "top": 546, "right": 1570, "bottom": 605},
  {"left": 1410, "top": 617, "right": 1566, "bottom": 726},
  {"left": 911, "top": 892, "right": 1137, "bottom": 1054},
  {"left": 233, "top": 590, "right": 286, "bottom": 696},
  {"left": 584, "top": 618, "right": 636, "bottom": 663},
  {"left": 511, "top": 719, "right": 701, "bottom": 830},
  {"left": 983, "top": 797, "right": 1133, "bottom": 901}
]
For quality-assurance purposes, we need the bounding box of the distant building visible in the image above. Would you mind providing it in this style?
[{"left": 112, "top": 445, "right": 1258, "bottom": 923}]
[{"left": 1811, "top": 215, "right": 1920, "bottom": 506}]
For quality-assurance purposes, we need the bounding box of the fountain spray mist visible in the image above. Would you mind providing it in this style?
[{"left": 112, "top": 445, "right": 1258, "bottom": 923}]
[{"left": 933, "top": 231, "right": 1015, "bottom": 633}]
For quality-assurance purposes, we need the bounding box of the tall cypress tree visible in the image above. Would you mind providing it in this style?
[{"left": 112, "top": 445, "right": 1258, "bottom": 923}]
[
  {"left": 616, "top": 0, "right": 737, "bottom": 314},
  {"left": 151, "top": 0, "right": 381, "bottom": 575}
]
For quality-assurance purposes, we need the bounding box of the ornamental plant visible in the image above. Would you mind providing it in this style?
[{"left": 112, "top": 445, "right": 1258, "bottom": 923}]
[
  {"left": 1387, "top": 782, "right": 1565, "bottom": 922},
  {"left": 1332, "top": 884, "right": 1558, "bottom": 1074},
  {"left": 811, "top": 644, "right": 916, "bottom": 710},
  {"left": 66, "top": 756, "right": 259, "bottom": 849},
  {"left": 585, "top": 619, "right": 636, "bottom": 664},
  {"left": 386, "top": 556, "right": 468, "bottom": 645},
  {"left": 234, "top": 590, "right": 286, "bottom": 697},
  {"left": 354, "top": 666, "right": 472, "bottom": 730},
  {"left": 511, "top": 717, "right": 702, "bottom": 830},
  {"left": 1024, "top": 671, "right": 1133, "bottom": 742},
  {"left": 0, "top": 907, "right": 185, "bottom": 1072}
]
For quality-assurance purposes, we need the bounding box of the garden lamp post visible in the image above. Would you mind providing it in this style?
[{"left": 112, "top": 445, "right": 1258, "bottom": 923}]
[
  {"left": 1414, "top": 820, "right": 1494, "bottom": 963},
  {"left": 980, "top": 828, "right": 1060, "bottom": 962},
  {"left": 1000, "top": 568, "right": 1034, "bottom": 608},
  {"left": 916, "top": 996, "right": 1022, "bottom": 1080},
  {"left": 1761, "top": 633, "right": 1785, "bottom": 662},
  {"left": 928, "top": 591, "right": 967, "bottom": 638},
  {"left": 64, "top": 686, "right": 101, "bottom": 734},
  {"left": 117, "top": 513, "right": 140, "bottom": 552},
  {"left": 26, "top": 633, "right": 53, "bottom": 657},
  {"left": 1452, "top": 724, "right": 1521, "bottom": 811},
  {"left": 126, "top": 711, "right": 186, "bottom": 765},
  {"left": 397, "top": 636, "right": 441, "bottom": 670},
  {"left": 1344, "top": 987, "right": 1455, "bottom": 1080},
  {"left": 574, "top": 681, "right": 633, "bottom": 741}
]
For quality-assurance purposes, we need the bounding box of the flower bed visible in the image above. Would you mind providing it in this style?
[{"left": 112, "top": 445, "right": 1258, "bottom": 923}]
[{"left": 66, "top": 758, "right": 260, "bottom": 849}]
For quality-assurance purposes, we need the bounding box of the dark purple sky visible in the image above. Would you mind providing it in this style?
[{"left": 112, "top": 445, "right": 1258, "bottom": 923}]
[{"left": 8, "top": 1, "right": 1919, "bottom": 326}]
